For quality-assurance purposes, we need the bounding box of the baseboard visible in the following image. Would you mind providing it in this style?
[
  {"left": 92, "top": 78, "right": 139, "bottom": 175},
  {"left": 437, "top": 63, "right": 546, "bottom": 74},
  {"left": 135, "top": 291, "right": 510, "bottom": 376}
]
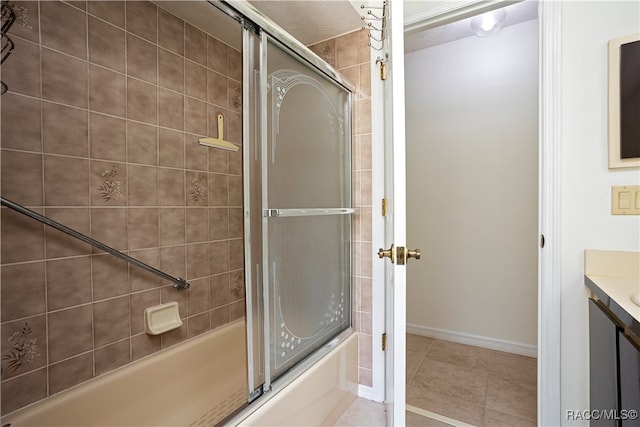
[
  {"left": 357, "top": 385, "right": 374, "bottom": 400},
  {"left": 406, "top": 323, "right": 537, "bottom": 357}
]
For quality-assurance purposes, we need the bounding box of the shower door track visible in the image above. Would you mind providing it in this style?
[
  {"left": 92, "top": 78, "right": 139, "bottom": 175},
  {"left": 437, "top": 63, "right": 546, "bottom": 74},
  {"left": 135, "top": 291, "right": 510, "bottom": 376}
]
[{"left": 0, "top": 196, "right": 190, "bottom": 290}]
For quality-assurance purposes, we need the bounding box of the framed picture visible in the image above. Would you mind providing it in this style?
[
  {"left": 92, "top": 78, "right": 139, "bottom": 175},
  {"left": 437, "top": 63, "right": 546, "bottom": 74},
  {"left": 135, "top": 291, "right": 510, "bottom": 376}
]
[{"left": 608, "top": 33, "right": 640, "bottom": 169}]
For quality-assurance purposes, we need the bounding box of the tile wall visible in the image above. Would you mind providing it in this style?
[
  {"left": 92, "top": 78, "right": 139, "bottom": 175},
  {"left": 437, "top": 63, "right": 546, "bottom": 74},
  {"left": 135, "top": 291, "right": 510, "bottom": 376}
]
[
  {"left": 0, "top": 0, "right": 244, "bottom": 415},
  {"left": 310, "top": 29, "right": 373, "bottom": 388}
]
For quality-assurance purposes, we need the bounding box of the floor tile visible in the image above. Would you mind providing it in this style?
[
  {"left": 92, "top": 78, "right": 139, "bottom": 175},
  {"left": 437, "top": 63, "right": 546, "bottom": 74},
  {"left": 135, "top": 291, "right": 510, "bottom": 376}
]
[
  {"left": 407, "top": 333, "right": 434, "bottom": 352},
  {"left": 407, "top": 385, "right": 485, "bottom": 426},
  {"left": 488, "top": 350, "right": 537, "bottom": 385},
  {"left": 406, "top": 409, "right": 452, "bottom": 426},
  {"left": 426, "top": 339, "right": 491, "bottom": 370},
  {"left": 483, "top": 408, "right": 537, "bottom": 426},
  {"left": 412, "top": 358, "right": 488, "bottom": 406},
  {"left": 486, "top": 374, "right": 537, "bottom": 421},
  {"left": 335, "top": 397, "right": 387, "bottom": 427}
]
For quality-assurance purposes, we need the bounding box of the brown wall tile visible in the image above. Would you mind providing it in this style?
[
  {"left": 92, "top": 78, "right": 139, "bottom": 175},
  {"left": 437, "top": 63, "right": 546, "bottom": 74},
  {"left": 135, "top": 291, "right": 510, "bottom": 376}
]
[
  {"left": 159, "top": 208, "right": 186, "bottom": 246},
  {"left": 1, "top": 368, "right": 47, "bottom": 415},
  {"left": 88, "top": 1, "right": 125, "bottom": 28},
  {"left": 228, "top": 208, "right": 243, "bottom": 239},
  {"left": 1, "top": 316, "right": 47, "bottom": 379},
  {"left": 229, "top": 300, "right": 245, "bottom": 321},
  {"left": 160, "top": 246, "right": 186, "bottom": 280},
  {"left": 159, "top": 129, "right": 185, "bottom": 169},
  {"left": 128, "top": 208, "right": 159, "bottom": 249},
  {"left": 187, "top": 277, "right": 210, "bottom": 316},
  {"left": 209, "top": 240, "right": 228, "bottom": 275},
  {"left": 228, "top": 49, "right": 241, "bottom": 82},
  {"left": 90, "top": 113, "right": 127, "bottom": 162},
  {"left": 130, "top": 289, "right": 160, "bottom": 334},
  {"left": 40, "top": 1, "right": 87, "bottom": 59},
  {"left": 48, "top": 305, "right": 93, "bottom": 363},
  {"left": 93, "top": 296, "right": 130, "bottom": 346},
  {"left": 228, "top": 175, "right": 242, "bottom": 207},
  {"left": 41, "top": 48, "right": 87, "bottom": 108},
  {"left": 229, "top": 269, "right": 244, "bottom": 302},
  {"left": 1, "top": 208, "right": 45, "bottom": 264},
  {"left": 208, "top": 149, "right": 228, "bottom": 174},
  {"left": 158, "top": 9, "right": 184, "bottom": 55},
  {"left": 210, "top": 306, "right": 229, "bottom": 329},
  {"left": 131, "top": 333, "right": 161, "bottom": 360},
  {"left": 336, "top": 31, "right": 359, "bottom": 69},
  {"left": 161, "top": 285, "right": 187, "bottom": 319},
  {"left": 1, "top": 93, "right": 42, "bottom": 151},
  {"left": 91, "top": 159, "right": 126, "bottom": 206},
  {"left": 185, "top": 24, "right": 207, "bottom": 66},
  {"left": 186, "top": 208, "right": 208, "bottom": 243},
  {"left": 129, "top": 249, "right": 162, "bottom": 291},
  {"left": 210, "top": 273, "right": 229, "bottom": 309},
  {"left": 228, "top": 238, "right": 243, "bottom": 271},
  {"left": 1, "top": 263, "right": 46, "bottom": 322},
  {"left": 185, "top": 136, "right": 209, "bottom": 172},
  {"left": 42, "top": 101, "right": 88, "bottom": 157},
  {"left": 158, "top": 88, "right": 184, "bottom": 130},
  {"left": 90, "top": 207, "right": 128, "bottom": 251},
  {"left": 44, "top": 155, "right": 89, "bottom": 206},
  {"left": 127, "top": 78, "right": 157, "bottom": 125},
  {"left": 161, "top": 323, "right": 186, "bottom": 348},
  {"left": 159, "top": 168, "right": 185, "bottom": 206},
  {"left": 88, "top": 16, "right": 125, "bottom": 73},
  {"left": 126, "top": 1, "right": 157, "bottom": 43},
  {"left": 46, "top": 256, "right": 92, "bottom": 311},
  {"left": 186, "top": 61, "right": 207, "bottom": 100},
  {"left": 208, "top": 173, "right": 228, "bottom": 207},
  {"left": 207, "top": 36, "right": 227, "bottom": 74},
  {"left": 127, "top": 121, "right": 158, "bottom": 166},
  {"left": 128, "top": 165, "right": 158, "bottom": 207},
  {"left": 208, "top": 71, "right": 228, "bottom": 107},
  {"left": 7, "top": 1, "right": 40, "bottom": 43},
  {"left": 48, "top": 352, "right": 93, "bottom": 395},
  {"left": 1, "top": 150, "right": 43, "bottom": 206},
  {"left": 209, "top": 208, "right": 228, "bottom": 240},
  {"left": 95, "top": 339, "right": 130, "bottom": 375},
  {"left": 92, "top": 254, "right": 129, "bottom": 300},
  {"left": 127, "top": 34, "right": 157, "bottom": 84},
  {"left": 187, "top": 312, "right": 210, "bottom": 338},
  {"left": 185, "top": 97, "right": 207, "bottom": 135},
  {"left": 2, "top": 37, "right": 41, "bottom": 97},
  {"left": 89, "top": 65, "right": 126, "bottom": 117},
  {"left": 186, "top": 243, "right": 209, "bottom": 279},
  {"left": 186, "top": 171, "right": 208, "bottom": 205},
  {"left": 158, "top": 48, "right": 184, "bottom": 93}
]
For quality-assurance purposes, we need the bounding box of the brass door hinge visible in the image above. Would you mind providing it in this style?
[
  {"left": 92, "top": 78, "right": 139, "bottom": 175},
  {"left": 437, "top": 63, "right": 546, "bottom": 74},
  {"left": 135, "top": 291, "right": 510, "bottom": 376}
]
[
  {"left": 381, "top": 198, "right": 387, "bottom": 217},
  {"left": 382, "top": 332, "right": 387, "bottom": 351}
]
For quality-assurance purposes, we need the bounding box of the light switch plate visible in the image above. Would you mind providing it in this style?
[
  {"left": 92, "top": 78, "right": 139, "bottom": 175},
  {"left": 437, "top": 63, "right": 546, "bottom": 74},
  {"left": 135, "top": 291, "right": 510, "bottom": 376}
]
[{"left": 612, "top": 185, "right": 640, "bottom": 215}]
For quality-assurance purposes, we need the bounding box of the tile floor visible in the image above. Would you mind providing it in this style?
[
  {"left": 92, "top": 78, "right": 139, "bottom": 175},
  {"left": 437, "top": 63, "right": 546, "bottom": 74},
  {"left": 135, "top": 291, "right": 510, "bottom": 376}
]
[{"left": 335, "top": 334, "right": 537, "bottom": 426}]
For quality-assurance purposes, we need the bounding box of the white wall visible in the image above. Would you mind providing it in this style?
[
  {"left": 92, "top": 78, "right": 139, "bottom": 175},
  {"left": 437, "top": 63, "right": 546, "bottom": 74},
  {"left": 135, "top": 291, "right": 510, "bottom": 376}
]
[
  {"left": 404, "top": 20, "right": 539, "bottom": 349},
  {"left": 560, "top": 1, "right": 640, "bottom": 424}
]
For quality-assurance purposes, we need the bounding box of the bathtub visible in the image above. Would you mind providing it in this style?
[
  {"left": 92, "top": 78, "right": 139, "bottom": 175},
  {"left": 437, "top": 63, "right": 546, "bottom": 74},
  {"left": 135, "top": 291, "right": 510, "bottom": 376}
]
[
  {"left": 3, "top": 320, "right": 248, "bottom": 427},
  {"left": 2, "top": 319, "right": 359, "bottom": 427}
]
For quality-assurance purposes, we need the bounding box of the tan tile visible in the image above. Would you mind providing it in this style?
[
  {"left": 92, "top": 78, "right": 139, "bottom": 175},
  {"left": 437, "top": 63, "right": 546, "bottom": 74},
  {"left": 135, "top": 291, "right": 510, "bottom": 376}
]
[
  {"left": 228, "top": 145, "right": 242, "bottom": 174},
  {"left": 229, "top": 239, "right": 244, "bottom": 270},
  {"left": 159, "top": 48, "right": 184, "bottom": 93},
  {"left": 227, "top": 111, "right": 242, "bottom": 145},
  {"left": 209, "top": 240, "right": 229, "bottom": 274},
  {"left": 2, "top": 37, "right": 41, "bottom": 97},
  {"left": 90, "top": 113, "right": 126, "bottom": 162},
  {"left": 46, "top": 256, "right": 92, "bottom": 311},
  {"left": 2, "top": 150, "right": 43, "bottom": 206},
  {"left": 339, "top": 398, "right": 387, "bottom": 427},
  {"left": 486, "top": 374, "right": 537, "bottom": 422},
  {"left": 7, "top": 1, "right": 40, "bottom": 43},
  {"left": 128, "top": 207, "right": 159, "bottom": 249},
  {"left": 407, "top": 385, "right": 485, "bottom": 426},
  {"left": 187, "top": 171, "right": 208, "bottom": 205},
  {"left": 358, "top": 99, "right": 371, "bottom": 134},
  {"left": 360, "top": 207, "right": 372, "bottom": 241},
  {"left": 489, "top": 350, "right": 537, "bottom": 385},
  {"left": 126, "top": 33, "right": 157, "bottom": 84},
  {"left": 187, "top": 242, "right": 210, "bottom": 279},
  {"left": 90, "top": 161, "right": 127, "bottom": 206},
  {"left": 131, "top": 333, "right": 160, "bottom": 360},
  {"left": 484, "top": 408, "right": 537, "bottom": 427},
  {"left": 161, "top": 282, "right": 187, "bottom": 319},
  {"left": 48, "top": 305, "right": 93, "bottom": 363},
  {"left": 229, "top": 300, "right": 244, "bottom": 321},
  {"left": 127, "top": 78, "right": 157, "bottom": 125},
  {"left": 67, "top": 1, "right": 86, "bottom": 11},
  {"left": 89, "top": 16, "right": 125, "bottom": 73},
  {"left": 130, "top": 289, "right": 161, "bottom": 334},
  {"left": 228, "top": 48, "right": 241, "bottom": 82},
  {"left": 1, "top": 263, "right": 45, "bottom": 322},
  {"left": 207, "top": 35, "right": 227, "bottom": 73},
  {"left": 127, "top": 121, "right": 157, "bottom": 166},
  {"left": 187, "top": 277, "right": 210, "bottom": 315},
  {"left": 359, "top": 29, "right": 371, "bottom": 64},
  {"left": 1, "top": 208, "right": 44, "bottom": 263},
  {"left": 92, "top": 253, "right": 129, "bottom": 300},
  {"left": 208, "top": 147, "right": 228, "bottom": 174},
  {"left": 360, "top": 170, "right": 372, "bottom": 206},
  {"left": 208, "top": 208, "right": 228, "bottom": 240},
  {"left": 44, "top": 155, "right": 90, "bottom": 206},
  {"left": 128, "top": 165, "right": 158, "bottom": 206},
  {"left": 358, "top": 334, "right": 372, "bottom": 369},
  {"left": 94, "top": 295, "right": 130, "bottom": 346},
  {"left": 426, "top": 340, "right": 491, "bottom": 370},
  {"left": 188, "top": 312, "right": 210, "bottom": 337},
  {"left": 185, "top": 97, "right": 207, "bottom": 135},
  {"left": 95, "top": 339, "right": 130, "bottom": 376},
  {"left": 0, "top": 368, "right": 47, "bottom": 415},
  {"left": 185, "top": 133, "right": 209, "bottom": 172},
  {"left": 208, "top": 173, "right": 228, "bottom": 207},
  {"left": 210, "top": 272, "right": 229, "bottom": 308},
  {"left": 90, "top": 207, "right": 127, "bottom": 251},
  {"left": 360, "top": 242, "right": 372, "bottom": 277},
  {"left": 228, "top": 207, "right": 243, "bottom": 238},
  {"left": 159, "top": 168, "right": 185, "bottom": 206},
  {"left": 336, "top": 31, "right": 360, "bottom": 70},
  {"left": 158, "top": 8, "right": 184, "bottom": 55},
  {"left": 159, "top": 208, "right": 186, "bottom": 246},
  {"left": 126, "top": 1, "right": 157, "bottom": 43},
  {"left": 358, "top": 368, "right": 372, "bottom": 388},
  {"left": 340, "top": 66, "right": 359, "bottom": 94},
  {"left": 1, "top": 315, "right": 47, "bottom": 379},
  {"left": 45, "top": 208, "right": 91, "bottom": 258},
  {"left": 406, "top": 410, "right": 451, "bottom": 427},
  {"left": 360, "top": 278, "right": 372, "bottom": 312},
  {"left": 185, "top": 24, "right": 207, "bottom": 67},
  {"left": 186, "top": 61, "right": 207, "bottom": 100},
  {"left": 210, "top": 306, "right": 229, "bottom": 329},
  {"left": 159, "top": 129, "right": 184, "bottom": 168},
  {"left": 161, "top": 323, "right": 187, "bottom": 348},
  {"left": 90, "top": 64, "right": 127, "bottom": 117},
  {"left": 43, "top": 101, "right": 88, "bottom": 157},
  {"left": 41, "top": 47, "right": 87, "bottom": 108},
  {"left": 129, "top": 246, "right": 160, "bottom": 283},
  {"left": 41, "top": 1, "right": 87, "bottom": 60},
  {"left": 88, "top": 1, "right": 125, "bottom": 28},
  {"left": 359, "top": 63, "right": 371, "bottom": 99},
  {"left": 159, "top": 88, "right": 184, "bottom": 131},
  {"left": 407, "top": 349, "right": 427, "bottom": 384},
  {"left": 1, "top": 93, "right": 42, "bottom": 151},
  {"left": 413, "top": 358, "right": 488, "bottom": 406},
  {"left": 186, "top": 207, "right": 209, "bottom": 243},
  {"left": 208, "top": 71, "right": 228, "bottom": 107},
  {"left": 160, "top": 245, "right": 186, "bottom": 280},
  {"left": 48, "top": 352, "right": 93, "bottom": 395},
  {"left": 312, "top": 40, "right": 336, "bottom": 68},
  {"left": 228, "top": 79, "right": 242, "bottom": 113}
]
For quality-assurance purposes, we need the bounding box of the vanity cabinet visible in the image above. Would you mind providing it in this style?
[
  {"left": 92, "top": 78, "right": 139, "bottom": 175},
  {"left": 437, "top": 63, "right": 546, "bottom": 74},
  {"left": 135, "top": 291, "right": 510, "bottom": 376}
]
[{"left": 589, "top": 298, "right": 640, "bottom": 427}]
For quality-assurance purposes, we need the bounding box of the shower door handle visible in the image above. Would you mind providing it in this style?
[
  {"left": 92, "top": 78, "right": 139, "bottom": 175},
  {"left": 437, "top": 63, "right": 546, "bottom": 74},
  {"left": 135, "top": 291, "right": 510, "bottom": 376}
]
[{"left": 378, "top": 244, "right": 395, "bottom": 263}]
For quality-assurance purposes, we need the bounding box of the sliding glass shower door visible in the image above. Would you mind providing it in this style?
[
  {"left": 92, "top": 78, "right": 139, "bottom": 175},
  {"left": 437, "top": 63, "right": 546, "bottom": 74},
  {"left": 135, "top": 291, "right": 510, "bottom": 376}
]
[{"left": 261, "top": 38, "right": 353, "bottom": 384}]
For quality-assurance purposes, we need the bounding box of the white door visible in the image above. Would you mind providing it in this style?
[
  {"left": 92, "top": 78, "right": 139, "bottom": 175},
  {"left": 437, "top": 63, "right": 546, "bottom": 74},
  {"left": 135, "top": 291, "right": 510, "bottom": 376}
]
[{"left": 380, "top": 1, "right": 411, "bottom": 425}]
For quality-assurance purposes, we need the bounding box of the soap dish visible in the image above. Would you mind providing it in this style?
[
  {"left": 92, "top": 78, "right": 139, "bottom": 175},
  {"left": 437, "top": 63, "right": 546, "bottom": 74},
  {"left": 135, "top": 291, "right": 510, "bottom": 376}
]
[{"left": 144, "top": 302, "right": 182, "bottom": 335}]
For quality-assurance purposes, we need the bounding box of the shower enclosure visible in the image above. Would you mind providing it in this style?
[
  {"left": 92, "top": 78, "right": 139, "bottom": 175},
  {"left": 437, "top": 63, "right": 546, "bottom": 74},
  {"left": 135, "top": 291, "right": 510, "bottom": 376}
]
[{"left": 0, "top": 0, "right": 353, "bottom": 422}]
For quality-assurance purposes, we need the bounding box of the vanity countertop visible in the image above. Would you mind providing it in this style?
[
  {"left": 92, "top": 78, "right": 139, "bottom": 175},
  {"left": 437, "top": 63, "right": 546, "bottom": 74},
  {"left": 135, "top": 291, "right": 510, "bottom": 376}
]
[{"left": 584, "top": 249, "right": 640, "bottom": 335}]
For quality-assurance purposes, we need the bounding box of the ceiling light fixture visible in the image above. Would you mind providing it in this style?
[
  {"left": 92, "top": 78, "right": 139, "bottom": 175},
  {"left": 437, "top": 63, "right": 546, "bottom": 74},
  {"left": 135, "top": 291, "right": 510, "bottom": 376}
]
[{"left": 470, "top": 9, "right": 507, "bottom": 37}]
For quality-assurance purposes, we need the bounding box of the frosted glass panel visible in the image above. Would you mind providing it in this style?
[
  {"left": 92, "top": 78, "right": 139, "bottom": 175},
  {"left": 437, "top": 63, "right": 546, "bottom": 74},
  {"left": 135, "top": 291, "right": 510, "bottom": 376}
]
[{"left": 264, "top": 39, "right": 352, "bottom": 380}]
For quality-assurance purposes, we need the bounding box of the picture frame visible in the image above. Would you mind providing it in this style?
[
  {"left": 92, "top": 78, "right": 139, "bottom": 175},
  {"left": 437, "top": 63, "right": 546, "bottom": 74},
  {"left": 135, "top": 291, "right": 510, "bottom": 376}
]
[{"left": 608, "top": 32, "right": 640, "bottom": 169}]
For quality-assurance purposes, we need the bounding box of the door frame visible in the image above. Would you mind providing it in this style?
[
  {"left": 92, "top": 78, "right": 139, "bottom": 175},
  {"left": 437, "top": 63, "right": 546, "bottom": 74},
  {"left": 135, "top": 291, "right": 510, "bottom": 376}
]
[{"left": 369, "top": 2, "right": 562, "bottom": 426}]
